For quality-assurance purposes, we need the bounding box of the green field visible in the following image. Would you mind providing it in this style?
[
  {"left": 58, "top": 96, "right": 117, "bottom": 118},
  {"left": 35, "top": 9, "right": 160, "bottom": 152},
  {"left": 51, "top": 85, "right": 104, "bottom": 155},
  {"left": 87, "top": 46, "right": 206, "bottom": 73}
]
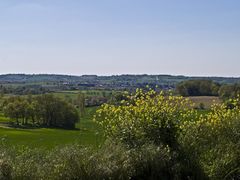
[
  {"left": 0, "top": 107, "right": 104, "bottom": 149},
  {"left": 0, "top": 95, "right": 218, "bottom": 150}
]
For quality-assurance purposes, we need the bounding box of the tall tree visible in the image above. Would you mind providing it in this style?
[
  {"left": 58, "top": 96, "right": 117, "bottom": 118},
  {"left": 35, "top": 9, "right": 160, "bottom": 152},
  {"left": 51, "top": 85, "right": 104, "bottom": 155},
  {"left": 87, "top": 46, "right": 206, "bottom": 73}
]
[{"left": 76, "top": 92, "right": 85, "bottom": 117}]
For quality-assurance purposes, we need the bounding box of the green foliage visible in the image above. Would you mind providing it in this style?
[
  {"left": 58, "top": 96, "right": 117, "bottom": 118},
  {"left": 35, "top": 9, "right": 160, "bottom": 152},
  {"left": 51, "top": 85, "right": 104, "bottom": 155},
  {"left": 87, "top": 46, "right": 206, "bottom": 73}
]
[
  {"left": 176, "top": 80, "right": 220, "bottom": 96},
  {"left": 75, "top": 92, "right": 85, "bottom": 116},
  {"left": 3, "top": 94, "right": 79, "bottom": 129},
  {"left": 1, "top": 89, "right": 240, "bottom": 179},
  {"left": 0, "top": 141, "right": 184, "bottom": 180},
  {"left": 0, "top": 84, "right": 49, "bottom": 95},
  {"left": 95, "top": 89, "right": 195, "bottom": 148},
  {"left": 218, "top": 83, "right": 240, "bottom": 100},
  {"left": 180, "top": 98, "right": 240, "bottom": 179},
  {"left": 108, "top": 91, "right": 129, "bottom": 105},
  {"left": 96, "top": 89, "right": 240, "bottom": 179},
  {"left": 0, "top": 107, "right": 103, "bottom": 149}
]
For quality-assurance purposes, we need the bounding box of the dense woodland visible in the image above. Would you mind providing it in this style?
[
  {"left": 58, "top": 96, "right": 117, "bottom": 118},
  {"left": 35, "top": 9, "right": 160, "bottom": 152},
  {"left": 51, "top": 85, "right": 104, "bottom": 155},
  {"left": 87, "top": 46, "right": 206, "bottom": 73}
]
[
  {"left": 2, "top": 94, "right": 79, "bottom": 129},
  {"left": 176, "top": 79, "right": 240, "bottom": 100}
]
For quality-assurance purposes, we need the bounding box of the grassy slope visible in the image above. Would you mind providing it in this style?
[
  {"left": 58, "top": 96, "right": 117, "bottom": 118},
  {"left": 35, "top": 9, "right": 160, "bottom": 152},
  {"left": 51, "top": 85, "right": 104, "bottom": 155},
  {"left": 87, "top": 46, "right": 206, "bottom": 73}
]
[{"left": 0, "top": 107, "right": 104, "bottom": 149}]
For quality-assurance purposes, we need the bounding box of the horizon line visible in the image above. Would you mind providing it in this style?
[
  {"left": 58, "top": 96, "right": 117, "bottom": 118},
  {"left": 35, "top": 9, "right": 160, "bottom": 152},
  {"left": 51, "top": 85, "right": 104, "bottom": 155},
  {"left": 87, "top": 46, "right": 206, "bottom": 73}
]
[{"left": 0, "top": 73, "right": 239, "bottom": 79}]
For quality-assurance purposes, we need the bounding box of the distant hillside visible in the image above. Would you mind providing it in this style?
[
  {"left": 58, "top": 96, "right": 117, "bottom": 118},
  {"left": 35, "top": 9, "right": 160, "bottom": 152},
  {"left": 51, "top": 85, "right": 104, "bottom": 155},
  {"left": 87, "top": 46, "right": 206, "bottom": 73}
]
[{"left": 0, "top": 74, "right": 240, "bottom": 90}]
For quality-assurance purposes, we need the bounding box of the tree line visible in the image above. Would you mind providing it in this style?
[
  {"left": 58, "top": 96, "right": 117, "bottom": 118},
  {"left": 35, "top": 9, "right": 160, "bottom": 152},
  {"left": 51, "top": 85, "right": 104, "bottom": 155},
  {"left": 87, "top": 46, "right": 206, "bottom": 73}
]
[
  {"left": 2, "top": 94, "right": 79, "bottom": 129},
  {"left": 176, "top": 80, "right": 220, "bottom": 96},
  {"left": 176, "top": 79, "right": 240, "bottom": 99},
  {"left": 0, "top": 84, "right": 50, "bottom": 95}
]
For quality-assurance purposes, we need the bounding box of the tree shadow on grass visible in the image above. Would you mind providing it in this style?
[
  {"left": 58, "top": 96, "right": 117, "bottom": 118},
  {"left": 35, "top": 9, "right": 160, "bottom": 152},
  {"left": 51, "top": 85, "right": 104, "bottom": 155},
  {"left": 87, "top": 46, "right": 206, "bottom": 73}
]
[{"left": 0, "top": 122, "right": 80, "bottom": 130}]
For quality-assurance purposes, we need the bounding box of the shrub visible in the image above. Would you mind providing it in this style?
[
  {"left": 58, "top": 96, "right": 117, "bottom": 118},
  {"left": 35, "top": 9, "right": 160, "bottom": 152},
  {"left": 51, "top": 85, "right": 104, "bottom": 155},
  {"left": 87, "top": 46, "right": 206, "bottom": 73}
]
[
  {"left": 180, "top": 98, "right": 240, "bottom": 179},
  {"left": 94, "top": 89, "right": 196, "bottom": 148},
  {"left": 0, "top": 142, "right": 174, "bottom": 180},
  {"left": 94, "top": 89, "right": 207, "bottom": 179}
]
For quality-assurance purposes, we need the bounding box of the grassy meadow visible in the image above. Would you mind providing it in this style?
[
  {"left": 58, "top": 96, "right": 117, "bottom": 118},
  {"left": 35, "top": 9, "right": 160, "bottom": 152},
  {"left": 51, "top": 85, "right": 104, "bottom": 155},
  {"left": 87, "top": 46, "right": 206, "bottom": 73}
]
[
  {"left": 0, "top": 107, "right": 104, "bottom": 149},
  {"left": 0, "top": 92, "right": 220, "bottom": 150}
]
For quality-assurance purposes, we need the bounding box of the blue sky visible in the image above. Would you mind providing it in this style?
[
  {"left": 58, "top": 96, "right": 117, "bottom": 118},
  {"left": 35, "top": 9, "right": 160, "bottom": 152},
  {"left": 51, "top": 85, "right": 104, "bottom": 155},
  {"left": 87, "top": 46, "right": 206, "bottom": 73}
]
[{"left": 0, "top": 0, "right": 240, "bottom": 76}]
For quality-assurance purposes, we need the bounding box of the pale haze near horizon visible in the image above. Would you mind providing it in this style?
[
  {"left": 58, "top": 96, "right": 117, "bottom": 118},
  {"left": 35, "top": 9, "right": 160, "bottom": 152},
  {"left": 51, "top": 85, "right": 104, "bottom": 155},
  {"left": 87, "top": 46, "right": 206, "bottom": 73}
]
[{"left": 0, "top": 0, "right": 240, "bottom": 77}]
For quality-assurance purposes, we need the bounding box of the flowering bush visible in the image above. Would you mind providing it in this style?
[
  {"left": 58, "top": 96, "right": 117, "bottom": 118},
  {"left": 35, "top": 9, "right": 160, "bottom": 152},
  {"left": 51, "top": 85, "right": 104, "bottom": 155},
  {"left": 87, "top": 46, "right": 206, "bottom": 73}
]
[
  {"left": 95, "top": 89, "right": 196, "bottom": 148},
  {"left": 180, "top": 98, "right": 240, "bottom": 179}
]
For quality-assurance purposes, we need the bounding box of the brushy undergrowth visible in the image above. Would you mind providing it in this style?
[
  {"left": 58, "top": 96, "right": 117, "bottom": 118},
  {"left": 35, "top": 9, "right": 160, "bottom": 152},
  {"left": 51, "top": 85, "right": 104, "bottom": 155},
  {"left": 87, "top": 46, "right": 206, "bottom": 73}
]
[
  {"left": 0, "top": 141, "right": 179, "bottom": 180},
  {"left": 0, "top": 90, "right": 240, "bottom": 179}
]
